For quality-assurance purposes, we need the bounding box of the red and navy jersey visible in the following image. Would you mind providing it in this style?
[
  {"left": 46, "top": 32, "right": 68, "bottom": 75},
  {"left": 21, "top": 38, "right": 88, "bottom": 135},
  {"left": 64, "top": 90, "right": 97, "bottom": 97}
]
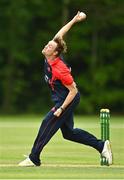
[{"left": 44, "top": 57, "right": 74, "bottom": 102}]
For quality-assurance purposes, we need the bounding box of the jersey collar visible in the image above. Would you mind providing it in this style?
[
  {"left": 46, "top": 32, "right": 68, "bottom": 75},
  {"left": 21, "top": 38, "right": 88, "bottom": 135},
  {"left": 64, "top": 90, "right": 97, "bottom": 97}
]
[{"left": 47, "top": 57, "right": 60, "bottom": 66}]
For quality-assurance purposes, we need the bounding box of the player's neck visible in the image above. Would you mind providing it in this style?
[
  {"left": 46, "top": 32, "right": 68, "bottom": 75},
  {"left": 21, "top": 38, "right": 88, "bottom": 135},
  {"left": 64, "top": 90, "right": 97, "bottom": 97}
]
[{"left": 45, "top": 55, "right": 58, "bottom": 62}]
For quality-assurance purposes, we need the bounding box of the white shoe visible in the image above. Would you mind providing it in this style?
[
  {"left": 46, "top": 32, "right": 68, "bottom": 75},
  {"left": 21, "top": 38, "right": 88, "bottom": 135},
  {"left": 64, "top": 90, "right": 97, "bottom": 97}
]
[
  {"left": 18, "top": 157, "right": 36, "bottom": 167},
  {"left": 101, "top": 140, "right": 113, "bottom": 165}
]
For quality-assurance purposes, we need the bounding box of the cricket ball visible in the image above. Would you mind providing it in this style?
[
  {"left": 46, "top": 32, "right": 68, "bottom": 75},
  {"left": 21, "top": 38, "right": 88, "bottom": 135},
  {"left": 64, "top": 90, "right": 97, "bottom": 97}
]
[{"left": 79, "top": 12, "right": 86, "bottom": 19}]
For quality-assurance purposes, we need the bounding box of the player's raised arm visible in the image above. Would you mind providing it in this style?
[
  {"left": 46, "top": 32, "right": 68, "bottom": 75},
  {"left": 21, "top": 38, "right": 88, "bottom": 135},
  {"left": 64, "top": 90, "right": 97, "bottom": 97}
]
[{"left": 53, "top": 11, "right": 86, "bottom": 39}]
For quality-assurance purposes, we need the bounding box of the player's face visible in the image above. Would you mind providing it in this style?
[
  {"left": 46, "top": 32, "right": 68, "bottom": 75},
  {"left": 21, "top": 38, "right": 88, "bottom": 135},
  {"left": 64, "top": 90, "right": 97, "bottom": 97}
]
[{"left": 42, "top": 40, "right": 58, "bottom": 57}]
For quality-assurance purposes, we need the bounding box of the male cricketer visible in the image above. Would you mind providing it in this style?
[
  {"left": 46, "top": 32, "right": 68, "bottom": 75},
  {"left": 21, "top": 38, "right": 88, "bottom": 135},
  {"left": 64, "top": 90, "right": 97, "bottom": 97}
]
[{"left": 19, "top": 11, "right": 112, "bottom": 167}]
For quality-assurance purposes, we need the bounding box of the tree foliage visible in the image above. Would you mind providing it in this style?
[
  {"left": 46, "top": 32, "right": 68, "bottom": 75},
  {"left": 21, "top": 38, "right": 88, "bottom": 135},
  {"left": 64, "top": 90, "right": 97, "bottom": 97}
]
[{"left": 0, "top": 0, "right": 124, "bottom": 114}]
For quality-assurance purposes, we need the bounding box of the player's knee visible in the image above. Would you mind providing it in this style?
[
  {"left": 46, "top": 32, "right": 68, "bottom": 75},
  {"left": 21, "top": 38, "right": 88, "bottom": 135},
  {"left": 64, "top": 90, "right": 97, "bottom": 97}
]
[{"left": 62, "top": 130, "right": 72, "bottom": 140}]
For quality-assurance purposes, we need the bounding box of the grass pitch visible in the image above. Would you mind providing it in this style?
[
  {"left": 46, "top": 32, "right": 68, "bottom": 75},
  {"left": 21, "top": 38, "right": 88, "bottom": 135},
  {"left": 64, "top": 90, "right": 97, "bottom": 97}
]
[{"left": 0, "top": 115, "right": 124, "bottom": 179}]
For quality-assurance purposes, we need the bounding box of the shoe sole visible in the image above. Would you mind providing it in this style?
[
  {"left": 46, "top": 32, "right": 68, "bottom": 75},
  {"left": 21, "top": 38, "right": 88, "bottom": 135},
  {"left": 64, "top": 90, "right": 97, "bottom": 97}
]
[{"left": 18, "top": 164, "right": 36, "bottom": 167}]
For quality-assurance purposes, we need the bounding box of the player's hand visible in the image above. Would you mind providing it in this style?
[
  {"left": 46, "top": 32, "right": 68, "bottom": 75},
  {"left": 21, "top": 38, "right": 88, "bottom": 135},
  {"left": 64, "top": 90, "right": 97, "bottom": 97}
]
[
  {"left": 73, "top": 11, "right": 86, "bottom": 23},
  {"left": 54, "top": 108, "right": 63, "bottom": 117}
]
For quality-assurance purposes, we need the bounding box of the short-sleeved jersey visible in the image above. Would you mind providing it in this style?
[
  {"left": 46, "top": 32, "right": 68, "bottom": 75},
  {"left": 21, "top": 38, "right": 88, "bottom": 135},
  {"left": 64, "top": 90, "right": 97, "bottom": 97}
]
[{"left": 44, "top": 57, "right": 74, "bottom": 102}]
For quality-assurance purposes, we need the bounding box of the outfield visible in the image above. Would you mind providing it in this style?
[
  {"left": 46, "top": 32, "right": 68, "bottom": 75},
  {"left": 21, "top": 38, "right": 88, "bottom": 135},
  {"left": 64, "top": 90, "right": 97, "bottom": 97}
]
[{"left": 0, "top": 115, "right": 124, "bottom": 179}]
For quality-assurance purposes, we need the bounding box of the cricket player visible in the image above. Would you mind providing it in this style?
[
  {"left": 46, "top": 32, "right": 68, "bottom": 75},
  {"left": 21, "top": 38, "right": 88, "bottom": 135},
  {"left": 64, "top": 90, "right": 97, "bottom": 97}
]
[{"left": 19, "top": 11, "right": 112, "bottom": 167}]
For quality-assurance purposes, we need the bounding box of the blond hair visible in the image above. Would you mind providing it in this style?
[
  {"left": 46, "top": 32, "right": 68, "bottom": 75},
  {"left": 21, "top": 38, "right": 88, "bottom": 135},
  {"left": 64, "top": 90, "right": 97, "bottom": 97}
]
[{"left": 54, "top": 37, "right": 67, "bottom": 56}]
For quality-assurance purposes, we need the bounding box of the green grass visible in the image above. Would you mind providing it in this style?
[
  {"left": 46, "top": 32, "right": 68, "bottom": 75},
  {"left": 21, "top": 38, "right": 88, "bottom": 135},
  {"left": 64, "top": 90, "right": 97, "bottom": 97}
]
[{"left": 0, "top": 115, "right": 124, "bottom": 179}]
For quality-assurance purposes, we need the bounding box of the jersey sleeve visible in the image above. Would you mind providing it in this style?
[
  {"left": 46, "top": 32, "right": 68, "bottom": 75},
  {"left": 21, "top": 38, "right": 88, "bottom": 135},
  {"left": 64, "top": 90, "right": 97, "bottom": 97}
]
[
  {"left": 55, "top": 62, "right": 74, "bottom": 85},
  {"left": 60, "top": 70, "right": 74, "bottom": 85}
]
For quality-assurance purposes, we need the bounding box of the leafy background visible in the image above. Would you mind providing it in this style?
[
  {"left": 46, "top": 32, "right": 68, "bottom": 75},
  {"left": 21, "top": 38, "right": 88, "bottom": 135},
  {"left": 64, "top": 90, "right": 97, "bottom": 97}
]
[{"left": 0, "top": 0, "right": 124, "bottom": 114}]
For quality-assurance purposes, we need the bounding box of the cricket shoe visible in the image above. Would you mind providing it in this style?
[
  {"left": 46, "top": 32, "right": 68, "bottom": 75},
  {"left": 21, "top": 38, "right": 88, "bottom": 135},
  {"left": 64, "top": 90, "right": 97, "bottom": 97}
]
[
  {"left": 18, "top": 156, "right": 36, "bottom": 167},
  {"left": 101, "top": 140, "right": 113, "bottom": 165}
]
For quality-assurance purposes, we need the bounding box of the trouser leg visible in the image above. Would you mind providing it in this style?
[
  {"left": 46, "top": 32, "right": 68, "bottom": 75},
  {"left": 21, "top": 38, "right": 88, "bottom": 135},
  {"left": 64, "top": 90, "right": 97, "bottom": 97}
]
[
  {"left": 61, "top": 123, "right": 104, "bottom": 153},
  {"left": 29, "top": 109, "right": 59, "bottom": 165},
  {"left": 60, "top": 107, "right": 104, "bottom": 153}
]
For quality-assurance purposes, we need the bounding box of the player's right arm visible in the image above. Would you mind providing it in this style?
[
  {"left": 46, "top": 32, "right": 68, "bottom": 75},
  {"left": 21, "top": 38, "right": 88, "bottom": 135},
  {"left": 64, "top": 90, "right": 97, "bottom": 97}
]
[
  {"left": 53, "top": 11, "right": 86, "bottom": 39},
  {"left": 54, "top": 82, "right": 78, "bottom": 117}
]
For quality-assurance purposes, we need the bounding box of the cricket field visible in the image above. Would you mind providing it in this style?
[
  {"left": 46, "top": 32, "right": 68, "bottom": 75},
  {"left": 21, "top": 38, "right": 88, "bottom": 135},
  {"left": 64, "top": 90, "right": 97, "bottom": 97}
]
[{"left": 0, "top": 115, "right": 124, "bottom": 179}]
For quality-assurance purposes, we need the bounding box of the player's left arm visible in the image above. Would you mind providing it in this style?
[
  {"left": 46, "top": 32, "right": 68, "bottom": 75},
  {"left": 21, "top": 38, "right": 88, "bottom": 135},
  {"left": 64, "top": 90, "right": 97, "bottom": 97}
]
[{"left": 54, "top": 82, "right": 78, "bottom": 117}]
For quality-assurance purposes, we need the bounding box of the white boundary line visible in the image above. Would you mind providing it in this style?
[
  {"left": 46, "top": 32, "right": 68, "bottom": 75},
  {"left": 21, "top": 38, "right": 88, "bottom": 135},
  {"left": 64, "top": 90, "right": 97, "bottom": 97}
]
[{"left": 0, "top": 163, "right": 124, "bottom": 168}]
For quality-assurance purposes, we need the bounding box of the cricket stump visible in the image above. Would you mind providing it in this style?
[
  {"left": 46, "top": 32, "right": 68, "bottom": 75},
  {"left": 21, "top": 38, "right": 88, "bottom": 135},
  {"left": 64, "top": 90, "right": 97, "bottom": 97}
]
[{"left": 100, "top": 108, "right": 110, "bottom": 166}]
